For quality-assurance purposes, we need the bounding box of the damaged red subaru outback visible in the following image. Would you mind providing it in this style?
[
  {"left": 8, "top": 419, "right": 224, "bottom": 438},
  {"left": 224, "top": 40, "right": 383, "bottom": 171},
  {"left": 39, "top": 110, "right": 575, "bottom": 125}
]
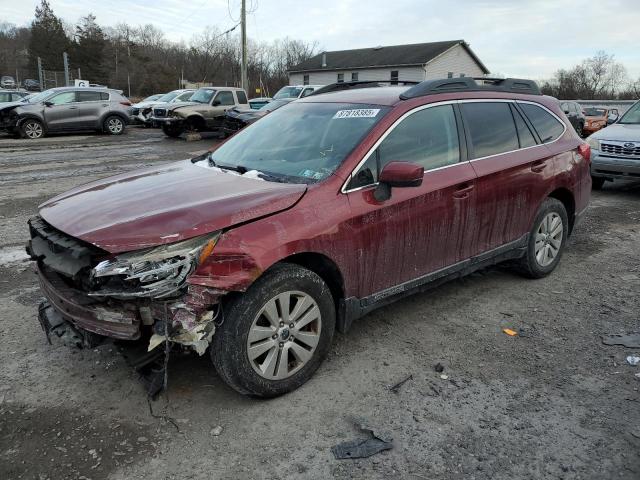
[{"left": 28, "top": 78, "right": 591, "bottom": 397}]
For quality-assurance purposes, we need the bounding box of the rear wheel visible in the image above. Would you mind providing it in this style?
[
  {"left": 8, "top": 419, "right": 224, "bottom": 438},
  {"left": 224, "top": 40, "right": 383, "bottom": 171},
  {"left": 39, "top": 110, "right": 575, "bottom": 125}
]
[
  {"left": 103, "top": 115, "right": 125, "bottom": 135},
  {"left": 591, "top": 176, "right": 606, "bottom": 190},
  {"left": 518, "top": 198, "right": 568, "bottom": 279},
  {"left": 20, "top": 119, "right": 44, "bottom": 139},
  {"left": 211, "top": 263, "right": 335, "bottom": 397},
  {"left": 162, "top": 124, "right": 183, "bottom": 138}
]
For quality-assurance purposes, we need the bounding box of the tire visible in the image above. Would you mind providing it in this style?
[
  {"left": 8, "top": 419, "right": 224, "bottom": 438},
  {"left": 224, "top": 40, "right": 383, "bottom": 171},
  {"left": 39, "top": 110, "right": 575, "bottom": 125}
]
[
  {"left": 518, "top": 198, "right": 568, "bottom": 279},
  {"left": 103, "top": 115, "right": 125, "bottom": 135},
  {"left": 20, "top": 119, "right": 44, "bottom": 139},
  {"left": 591, "top": 176, "right": 605, "bottom": 190},
  {"left": 211, "top": 263, "right": 336, "bottom": 397},
  {"left": 162, "top": 124, "right": 183, "bottom": 138}
]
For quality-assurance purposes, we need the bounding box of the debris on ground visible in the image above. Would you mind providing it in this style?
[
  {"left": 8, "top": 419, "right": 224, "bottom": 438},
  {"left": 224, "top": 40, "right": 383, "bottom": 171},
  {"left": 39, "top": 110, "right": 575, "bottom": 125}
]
[
  {"left": 331, "top": 422, "right": 393, "bottom": 460},
  {"left": 210, "top": 426, "right": 223, "bottom": 436},
  {"left": 627, "top": 355, "right": 640, "bottom": 366},
  {"left": 434, "top": 362, "right": 444, "bottom": 373},
  {"left": 389, "top": 374, "right": 413, "bottom": 393},
  {"left": 602, "top": 333, "right": 640, "bottom": 348},
  {"left": 502, "top": 328, "right": 518, "bottom": 336},
  {"left": 440, "top": 374, "right": 449, "bottom": 380}
]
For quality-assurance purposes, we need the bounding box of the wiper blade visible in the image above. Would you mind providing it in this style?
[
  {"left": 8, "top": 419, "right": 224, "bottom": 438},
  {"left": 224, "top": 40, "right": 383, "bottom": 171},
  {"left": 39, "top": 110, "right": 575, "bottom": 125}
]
[{"left": 214, "top": 161, "right": 247, "bottom": 174}]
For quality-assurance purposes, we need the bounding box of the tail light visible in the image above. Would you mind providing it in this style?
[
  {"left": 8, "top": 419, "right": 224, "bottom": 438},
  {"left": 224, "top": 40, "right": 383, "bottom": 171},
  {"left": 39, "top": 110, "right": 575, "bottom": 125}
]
[
  {"left": 120, "top": 101, "right": 132, "bottom": 106},
  {"left": 578, "top": 143, "right": 591, "bottom": 162}
]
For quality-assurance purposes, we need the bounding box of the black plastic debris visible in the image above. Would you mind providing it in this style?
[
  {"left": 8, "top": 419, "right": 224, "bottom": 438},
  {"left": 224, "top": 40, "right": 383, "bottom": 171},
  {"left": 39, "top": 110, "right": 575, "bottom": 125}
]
[
  {"left": 118, "top": 344, "right": 167, "bottom": 399},
  {"left": 434, "top": 362, "right": 444, "bottom": 373},
  {"left": 331, "top": 423, "right": 393, "bottom": 459},
  {"left": 602, "top": 333, "right": 640, "bottom": 348},
  {"left": 389, "top": 374, "right": 412, "bottom": 393}
]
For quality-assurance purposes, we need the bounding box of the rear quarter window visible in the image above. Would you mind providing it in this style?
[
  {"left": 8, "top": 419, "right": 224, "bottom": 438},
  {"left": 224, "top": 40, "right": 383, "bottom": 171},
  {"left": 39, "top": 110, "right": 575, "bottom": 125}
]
[{"left": 519, "top": 103, "right": 565, "bottom": 143}]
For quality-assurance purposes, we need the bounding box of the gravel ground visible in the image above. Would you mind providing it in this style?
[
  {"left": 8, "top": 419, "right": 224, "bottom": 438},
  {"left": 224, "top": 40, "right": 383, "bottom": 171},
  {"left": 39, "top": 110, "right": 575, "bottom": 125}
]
[{"left": 0, "top": 127, "right": 638, "bottom": 480}]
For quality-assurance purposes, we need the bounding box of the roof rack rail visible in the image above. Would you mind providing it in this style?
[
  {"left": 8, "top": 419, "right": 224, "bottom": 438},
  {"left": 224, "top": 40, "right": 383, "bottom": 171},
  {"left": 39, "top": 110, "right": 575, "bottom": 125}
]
[
  {"left": 399, "top": 77, "right": 541, "bottom": 100},
  {"left": 310, "top": 80, "right": 419, "bottom": 96}
]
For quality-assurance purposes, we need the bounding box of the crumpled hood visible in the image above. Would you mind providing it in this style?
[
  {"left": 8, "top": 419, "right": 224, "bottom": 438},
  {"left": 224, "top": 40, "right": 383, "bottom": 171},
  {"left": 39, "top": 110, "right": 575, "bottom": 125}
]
[
  {"left": 132, "top": 101, "right": 158, "bottom": 109},
  {"left": 592, "top": 123, "right": 640, "bottom": 142},
  {"left": 0, "top": 101, "right": 27, "bottom": 112},
  {"left": 166, "top": 101, "right": 201, "bottom": 112},
  {"left": 39, "top": 160, "right": 307, "bottom": 253}
]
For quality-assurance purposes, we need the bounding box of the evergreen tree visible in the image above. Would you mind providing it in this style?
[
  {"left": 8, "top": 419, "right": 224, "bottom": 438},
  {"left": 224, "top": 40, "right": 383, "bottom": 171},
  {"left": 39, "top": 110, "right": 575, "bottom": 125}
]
[
  {"left": 71, "top": 14, "right": 107, "bottom": 84},
  {"left": 28, "top": 0, "right": 68, "bottom": 72}
]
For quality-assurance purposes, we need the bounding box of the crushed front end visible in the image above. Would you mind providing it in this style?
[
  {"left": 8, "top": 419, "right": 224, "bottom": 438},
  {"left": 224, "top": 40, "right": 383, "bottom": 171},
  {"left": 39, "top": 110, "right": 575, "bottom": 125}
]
[
  {"left": 0, "top": 106, "right": 20, "bottom": 134},
  {"left": 27, "top": 216, "right": 224, "bottom": 355}
]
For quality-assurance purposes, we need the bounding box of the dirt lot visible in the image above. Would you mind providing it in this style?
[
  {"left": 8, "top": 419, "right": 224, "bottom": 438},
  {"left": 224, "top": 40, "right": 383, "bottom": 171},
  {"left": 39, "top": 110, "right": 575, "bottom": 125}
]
[{"left": 0, "top": 127, "right": 639, "bottom": 480}]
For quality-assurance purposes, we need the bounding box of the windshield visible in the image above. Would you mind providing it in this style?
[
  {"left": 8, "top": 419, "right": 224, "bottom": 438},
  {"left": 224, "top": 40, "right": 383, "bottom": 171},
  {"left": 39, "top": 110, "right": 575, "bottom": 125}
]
[
  {"left": 156, "top": 91, "right": 180, "bottom": 103},
  {"left": 190, "top": 89, "right": 216, "bottom": 104},
  {"left": 584, "top": 108, "right": 606, "bottom": 116},
  {"left": 207, "top": 102, "right": 389, "bottom": 183},
  {"left": 258, "top": 99, "right": 290, "bottom": 111},
  {"left": 175, "top": 91, "right": 194, "bottom": 101},
  {"left": 619, "top": 101, "right": 640, "bottom": 124},
  {"left": 142, "top": 94, "right": 162, "bottom": 102},
  {"left": 273, "top": 86, "right": 303, "bottom": 99}
]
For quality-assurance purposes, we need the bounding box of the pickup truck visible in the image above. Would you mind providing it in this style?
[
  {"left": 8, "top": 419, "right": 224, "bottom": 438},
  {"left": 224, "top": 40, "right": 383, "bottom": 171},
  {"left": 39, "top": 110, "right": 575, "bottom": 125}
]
[{"left": 154, "top": 87, "right": 249, "bottom": 137}]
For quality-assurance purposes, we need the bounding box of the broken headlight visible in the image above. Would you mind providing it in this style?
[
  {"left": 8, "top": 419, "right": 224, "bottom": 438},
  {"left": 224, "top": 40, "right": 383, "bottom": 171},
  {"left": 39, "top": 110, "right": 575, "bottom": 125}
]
[{"left": 88, "top": 232, "right": 220, "bottom": 299}]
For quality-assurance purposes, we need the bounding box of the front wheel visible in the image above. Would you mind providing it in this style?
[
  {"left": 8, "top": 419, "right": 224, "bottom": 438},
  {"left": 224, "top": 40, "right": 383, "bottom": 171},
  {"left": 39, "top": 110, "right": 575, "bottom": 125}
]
[
  {"left": 518, "top": 198, "right": 568, "bottom": 279},
  {"left": 20, "top": 119, "right": 44, "bottom": 139},
  {"left": 211, "top": 264, "right": 335, "bottom": 397},
  {"left": 591, "top": 176, "right": 606, "bottom": 190},
  {"left": 162, "top": 124, "right": 183, "bottom": 138},
  {"left": 103, "top": 115, "right": 125, "bottom": 135}
]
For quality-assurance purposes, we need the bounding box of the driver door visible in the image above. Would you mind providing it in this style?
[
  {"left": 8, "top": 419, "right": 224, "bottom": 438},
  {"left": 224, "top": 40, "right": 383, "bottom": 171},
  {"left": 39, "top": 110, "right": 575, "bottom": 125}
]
[
  {"left": 43, "top": 91, "right": 80, "bottom": 131},
  {"left": 209, "top": 91, "right": 236, "bottom": 128},
  {"left": 344, "top": 104, "right": 477, "bottom": 298}
]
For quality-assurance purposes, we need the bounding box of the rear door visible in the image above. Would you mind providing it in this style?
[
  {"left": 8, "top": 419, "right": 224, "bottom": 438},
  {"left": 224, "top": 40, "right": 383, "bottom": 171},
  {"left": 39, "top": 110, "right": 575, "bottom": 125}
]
[
  {"left": 345, "top": 103, "right": 478, "bottom": 297},
  {"left": 76, "top": 90, "right": 109, "bottom": 128},
  {"left": 43, "top": 91, "right": 79, "bottom": 131},
  {"left": 460, "top": 100, "right": 564, "bottom": 255}
]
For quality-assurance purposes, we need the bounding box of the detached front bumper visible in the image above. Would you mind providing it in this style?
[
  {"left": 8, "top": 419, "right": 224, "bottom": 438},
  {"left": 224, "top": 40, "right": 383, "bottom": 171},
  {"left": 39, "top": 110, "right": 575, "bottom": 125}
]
[{"left": 37, "top": 263, "right": 141, "bottom": 340}]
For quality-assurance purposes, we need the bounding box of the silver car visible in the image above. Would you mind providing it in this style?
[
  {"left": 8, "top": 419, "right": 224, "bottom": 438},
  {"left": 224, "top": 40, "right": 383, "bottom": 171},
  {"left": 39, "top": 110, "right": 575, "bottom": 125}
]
[
  {"left": 0, "top": 87, "right": 132, "bottom": 139},
  {"left": 587, "top": 100, "right": 640, "bottom": 189}
]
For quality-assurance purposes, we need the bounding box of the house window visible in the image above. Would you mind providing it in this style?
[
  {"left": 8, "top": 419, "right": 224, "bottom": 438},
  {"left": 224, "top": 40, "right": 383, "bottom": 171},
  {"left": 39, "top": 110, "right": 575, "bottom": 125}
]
[
  {"left": 447, "top": 72, "right": 454, "bottom": 78},
  {"left": 390, "top": 70, "right": 399, "bottom": 85},
  {"left": 337, "top": 73, "right": 344, "bottom": 83},
  {"left": 351, "top": 72, "right": 358, "bottom": 81},
  {"left": 303, "top": 74, "right": 309, "bottom": 85}
]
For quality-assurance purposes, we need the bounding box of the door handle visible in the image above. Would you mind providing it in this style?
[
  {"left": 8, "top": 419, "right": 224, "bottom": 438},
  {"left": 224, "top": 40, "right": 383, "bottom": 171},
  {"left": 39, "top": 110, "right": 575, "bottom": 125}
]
[
  {"left": 453, "top": 183, "right": 474, "bottom": 199},
  {"left": 68, "top": 106, "right": 78, "bottom": 110},
  {"left": 531, "top": 161, "right": 547, "bottom": 173}
]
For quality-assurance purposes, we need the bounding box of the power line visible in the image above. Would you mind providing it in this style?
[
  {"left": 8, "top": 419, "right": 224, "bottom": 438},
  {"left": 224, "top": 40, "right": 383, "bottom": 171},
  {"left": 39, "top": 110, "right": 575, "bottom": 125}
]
[{"left": 190, "top": 23, "right": 240, "bottom": 50}]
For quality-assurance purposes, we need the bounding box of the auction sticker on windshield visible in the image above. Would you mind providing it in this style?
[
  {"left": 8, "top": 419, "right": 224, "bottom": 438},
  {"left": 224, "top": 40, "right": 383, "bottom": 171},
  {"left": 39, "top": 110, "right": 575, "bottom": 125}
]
[{"left": 333, "top": 109, "right": 380, "bottom": 119}]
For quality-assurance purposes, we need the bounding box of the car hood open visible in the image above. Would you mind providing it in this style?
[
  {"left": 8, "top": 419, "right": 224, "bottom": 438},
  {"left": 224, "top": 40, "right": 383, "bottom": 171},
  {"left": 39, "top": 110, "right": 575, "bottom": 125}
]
[
  {"left": 592, "top": 123, "right": 640, "bottom": 141},
  {"left": 39, "top": 160, "right": 307, "bottom": 253}
]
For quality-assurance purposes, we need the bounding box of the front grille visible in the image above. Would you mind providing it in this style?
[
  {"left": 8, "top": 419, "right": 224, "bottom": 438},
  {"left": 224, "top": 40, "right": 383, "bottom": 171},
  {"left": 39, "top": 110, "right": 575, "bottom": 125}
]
[
  {"left": 27, "top": 216, "right": 107, "bottom": 291},
  {"left": 600, "top": 142, "right": 640, "bottom": 158},
  {"left": 153, "top": 108, "right": 167, "bottom": 117}
]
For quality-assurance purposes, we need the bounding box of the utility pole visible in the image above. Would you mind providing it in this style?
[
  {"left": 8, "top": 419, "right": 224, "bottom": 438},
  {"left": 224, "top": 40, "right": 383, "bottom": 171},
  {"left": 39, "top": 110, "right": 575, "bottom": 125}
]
[
  {"left": 240, "top": 0, "right": 248, "bottom": 92},
  {"left": 37, "top": 57, "right": 44, "bottom": 90},
  {"left": 63, "top": 52, "right": 70, "bottom": 86}
]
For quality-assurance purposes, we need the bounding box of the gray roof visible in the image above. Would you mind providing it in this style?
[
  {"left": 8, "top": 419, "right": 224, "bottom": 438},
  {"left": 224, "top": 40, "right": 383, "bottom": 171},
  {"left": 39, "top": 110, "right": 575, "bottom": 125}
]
[{"left": 288, "top": 40, "right": 489, "bottom": 74}]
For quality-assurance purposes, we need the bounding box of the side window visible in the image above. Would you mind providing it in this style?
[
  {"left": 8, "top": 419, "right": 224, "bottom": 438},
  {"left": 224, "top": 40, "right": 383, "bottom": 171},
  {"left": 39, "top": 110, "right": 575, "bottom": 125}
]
[
  {"left": 0, "top": 92, "right": 10, "bottom": 102},
  {"left": 77, "top": 91, "right": 102, "bottom": 102},
  {"left": 12, "top": 93, "right": 25, "bottom": 101},
  {"left": 100, "top": 92, "right": 109, "bottom": 100},
  {"left": 300, "top": 88, "right": 314, "bottom": 98},
  {"left": 519, "top": 103, "right": 565, "bottom": 143},
  {"left": 236, "top": 90, "right": 248, "bottom": 104},
  {"left": 215, "top": 91, "right": 235, "bottom": 106},
  {"left": 510, "top": 105, "right": 537, "bottom": 148},
  {"left": 460, "top": 102, "right": 518, "bottom": 158},
  {"left": 347, "top": 105, "right": 459, "bottom": 190},
  {"left": 48, "top": 92, "right": 76, "bottom": 105}
]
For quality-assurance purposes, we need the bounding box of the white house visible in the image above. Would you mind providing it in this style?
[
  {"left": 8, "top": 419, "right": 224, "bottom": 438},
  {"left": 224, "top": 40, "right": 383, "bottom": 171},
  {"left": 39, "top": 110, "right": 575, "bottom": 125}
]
[{"left": 288, "top": 40, "right": 489, "bottom": 86}]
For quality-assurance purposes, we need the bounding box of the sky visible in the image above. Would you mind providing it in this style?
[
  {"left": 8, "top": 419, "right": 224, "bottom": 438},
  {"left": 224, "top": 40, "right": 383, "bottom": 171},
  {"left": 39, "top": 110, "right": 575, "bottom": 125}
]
[{"left": 3, "top": 0, "right": 640, "bottom": 80}]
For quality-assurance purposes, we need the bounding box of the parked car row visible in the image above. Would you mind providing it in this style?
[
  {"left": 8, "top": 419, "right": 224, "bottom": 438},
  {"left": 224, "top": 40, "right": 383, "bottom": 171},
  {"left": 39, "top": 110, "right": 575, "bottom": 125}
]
[{"left": 1, "top": 75, "right": 41, "bottom": 91}]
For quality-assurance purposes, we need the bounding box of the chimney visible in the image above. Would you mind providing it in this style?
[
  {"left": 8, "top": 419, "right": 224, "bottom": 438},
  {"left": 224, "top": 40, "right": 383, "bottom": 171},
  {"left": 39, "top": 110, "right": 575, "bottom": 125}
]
[{"left": 322, "top": 52, "right": 327, "bottom": 68}]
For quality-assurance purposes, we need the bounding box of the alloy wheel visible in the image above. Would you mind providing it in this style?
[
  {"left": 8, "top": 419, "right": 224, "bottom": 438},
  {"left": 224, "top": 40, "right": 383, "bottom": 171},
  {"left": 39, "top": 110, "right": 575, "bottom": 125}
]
[
  {"left": 534, "top": 212, "right": 563, "bottom": 267},
  {"left": 24, "top": 121, "right": 43, "bottom": 139},
  {"left": 107, "top": 118, "right": 123, "bottom": 134},
  {"left": 247, "top": 291, "right": 322, "bottom": 380}
]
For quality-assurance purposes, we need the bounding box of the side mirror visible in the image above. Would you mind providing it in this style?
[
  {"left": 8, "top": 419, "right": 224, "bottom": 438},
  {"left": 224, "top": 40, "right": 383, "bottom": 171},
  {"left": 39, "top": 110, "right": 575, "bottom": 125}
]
[
  {"left": 563, "top": 109, "right": 570, "bottom": 115},
  {"left": 212, "top": 100, "right": 221, "bottom": 106},
  {"left": 44, "top": 101, "right": 53, "bottom": 107},
  {"left": 374, "top": 161, "right": 424, "bottom": 202}
]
